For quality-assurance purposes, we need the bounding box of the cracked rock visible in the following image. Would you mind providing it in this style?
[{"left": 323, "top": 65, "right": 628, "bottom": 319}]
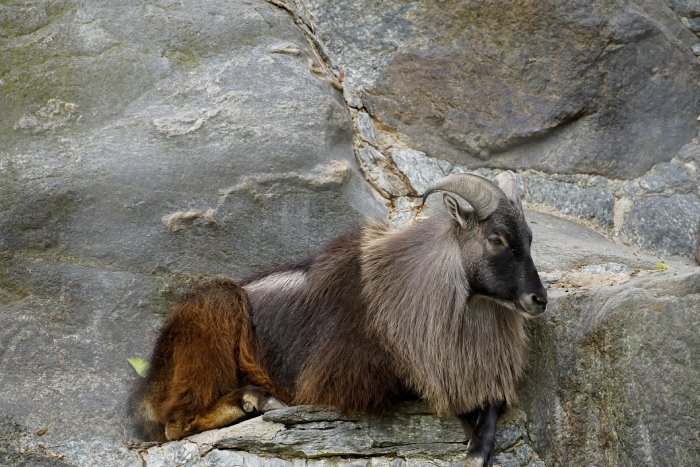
[
  {"left": 389, "top": 148, "right": 451, "bottom": 194},
  {"left": 522, "top": 173, "right": 615, "bottom": 229},
  {"left": 296, "top": 0, "right": 700, "bottom": 177},
  {"left": 621, "top": 193, "right": 700, "bottom": 256},
  {"left": 355, "top": 146, "right": 410, "bottom": 197}
]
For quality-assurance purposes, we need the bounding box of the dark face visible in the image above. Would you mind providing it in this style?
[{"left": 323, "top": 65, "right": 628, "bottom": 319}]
[{"left": 459, "top": 199, "right": 547, "bottom": 316}]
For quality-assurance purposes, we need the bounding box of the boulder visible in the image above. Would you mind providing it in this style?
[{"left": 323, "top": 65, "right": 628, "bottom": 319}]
[
  {"left": 0, "top": 0, "right": 378, "bottom": 464},
  {"left": 291, "top": 0, "right": 700, "bottom": 178},
  {"left": 522, "top": 266, "right": 700, "bottom": 466}
]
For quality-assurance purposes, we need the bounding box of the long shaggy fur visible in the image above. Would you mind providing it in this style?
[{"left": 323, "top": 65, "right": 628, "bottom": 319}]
[{"left": 361, "top": 218, "right": 527, "bottom": 414}]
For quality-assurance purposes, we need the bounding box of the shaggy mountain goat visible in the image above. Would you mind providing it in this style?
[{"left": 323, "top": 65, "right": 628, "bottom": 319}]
[{"left": 134, "top": 172, "right": 547, "bottom": 466}]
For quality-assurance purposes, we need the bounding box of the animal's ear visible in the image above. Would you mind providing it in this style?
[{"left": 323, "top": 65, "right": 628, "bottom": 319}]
[
  {"left": 494, "top": 171, "right": 524, "bottom": 210},
  {"left": 443, "top": 194, "right": 469, "bottom": 229}
]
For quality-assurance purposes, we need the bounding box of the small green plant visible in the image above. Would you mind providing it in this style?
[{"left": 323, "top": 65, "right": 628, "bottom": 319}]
[{"left": 128, "top": 357, "right": 150, "bottom": 377}]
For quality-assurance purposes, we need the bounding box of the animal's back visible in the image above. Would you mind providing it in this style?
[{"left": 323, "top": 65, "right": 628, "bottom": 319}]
[{"left": 243, "top": 228, "right": 405, "bottom": 413}]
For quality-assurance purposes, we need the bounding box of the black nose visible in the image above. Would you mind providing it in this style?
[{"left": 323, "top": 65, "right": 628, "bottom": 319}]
[
  {"left": 532, "top": 293, "right": 547, "bottom": 309},
  {"left": 520, "top": 292, "right": 547, "bottom": 315}
]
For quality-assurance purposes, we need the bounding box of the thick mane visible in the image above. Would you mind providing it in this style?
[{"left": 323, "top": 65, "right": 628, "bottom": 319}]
[{"left": 361, "top": 214, "right": 527, "bottom": 414}]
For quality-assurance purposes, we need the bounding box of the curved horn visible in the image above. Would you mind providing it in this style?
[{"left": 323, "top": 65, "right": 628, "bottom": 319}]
[{"left": 421, "top": 173, "right": 506, "bottom": 220}]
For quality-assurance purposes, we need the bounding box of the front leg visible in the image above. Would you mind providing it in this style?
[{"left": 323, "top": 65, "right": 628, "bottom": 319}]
[{"left": 458, "top": 402, "right": 503, "bottom": 467}]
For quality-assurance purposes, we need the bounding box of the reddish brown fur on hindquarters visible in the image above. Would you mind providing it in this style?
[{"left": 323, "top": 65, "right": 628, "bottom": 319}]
[{"left": 134, "top": 279, "right": 280, "bottom": 441}]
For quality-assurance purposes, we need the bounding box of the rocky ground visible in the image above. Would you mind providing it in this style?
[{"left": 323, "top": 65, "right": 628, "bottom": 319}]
[
  {"left": 135, "top": 404, "right": 544, "bottom": 467},
  {"left": 0, "top": 0, "right": 698, "bottom": 466}
]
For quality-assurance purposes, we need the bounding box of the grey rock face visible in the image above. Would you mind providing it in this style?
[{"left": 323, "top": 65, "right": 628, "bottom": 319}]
[
  {"left": 621, "top": 194, "right": 700, "bottom": 256},
  {"left": 667, "top": 0, "right": 700, "bottom": 18},
  {"left": 0, "top": 261, "right": 160, "bottom": 466},
  {"left": 294, "top": 0, "right": 700, "bottom": 178},
  {"left": 0, "top": 0, "right": 383, "bottom": 274},
  {"left": 648, "top": 162, "right": 696, "bottom": 193},
  {"left": 0, "top": 0, "right": 376, "bottom": 464},
  {"left": 523, "top": 173, "right": 615, "bottom": 229},
  {"left": 388, "top": 148, "right": 450, "bottom": 195},
  {"left": 688, "top": 16, "right": 700, "bottom": 32},
  {"left": 638, "top": 173, "right": 668, "bottom": 193},
  {"left": 521, "top": 268, "right": 700, "bottom": 467},
  {"left": 679, "top": 142, "right": 700, "bottom": 162}
]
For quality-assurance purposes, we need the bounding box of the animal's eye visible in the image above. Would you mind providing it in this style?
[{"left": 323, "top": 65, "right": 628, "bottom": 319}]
[{"left": 488, "top": 235, "right": 504, "bottom": 247}]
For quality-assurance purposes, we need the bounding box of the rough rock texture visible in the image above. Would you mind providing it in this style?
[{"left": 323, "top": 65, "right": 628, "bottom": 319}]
[
  {"left": 521, "top": 219, "right": 700, "bottom": 467},
  {"left": 0, "top": 0, "right": 377, "bottom": 464},
  {"left": 2, "top": 0, "right": 700, "bottom": 466},
  {"left": 291, "top": 0, "right": 700, "bottom": 178},
  {"left": 621, "top": 193, "right": 700, "bottom": 255},
  {"left": 521, "top": 269, "right": 700, "bottom": 467},
  {"left": 287, "top": 0, "right": 700, "bottom": 256},
  {"left": 136, "top": 404, "right": 544, "bottom": 466},
  {"left": 334, "top": 67, "right": 700, "bottom": 256},
  {"left": 0, "top": 0, "right": 383, "bottom": 277},
  {"left": 523, "top": 174, "right": 616, "bottom": 230}
]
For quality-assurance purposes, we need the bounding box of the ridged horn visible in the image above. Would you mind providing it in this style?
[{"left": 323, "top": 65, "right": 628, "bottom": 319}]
[{"left": 421, "top": 173, "right": 506, "bottom": 220}]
